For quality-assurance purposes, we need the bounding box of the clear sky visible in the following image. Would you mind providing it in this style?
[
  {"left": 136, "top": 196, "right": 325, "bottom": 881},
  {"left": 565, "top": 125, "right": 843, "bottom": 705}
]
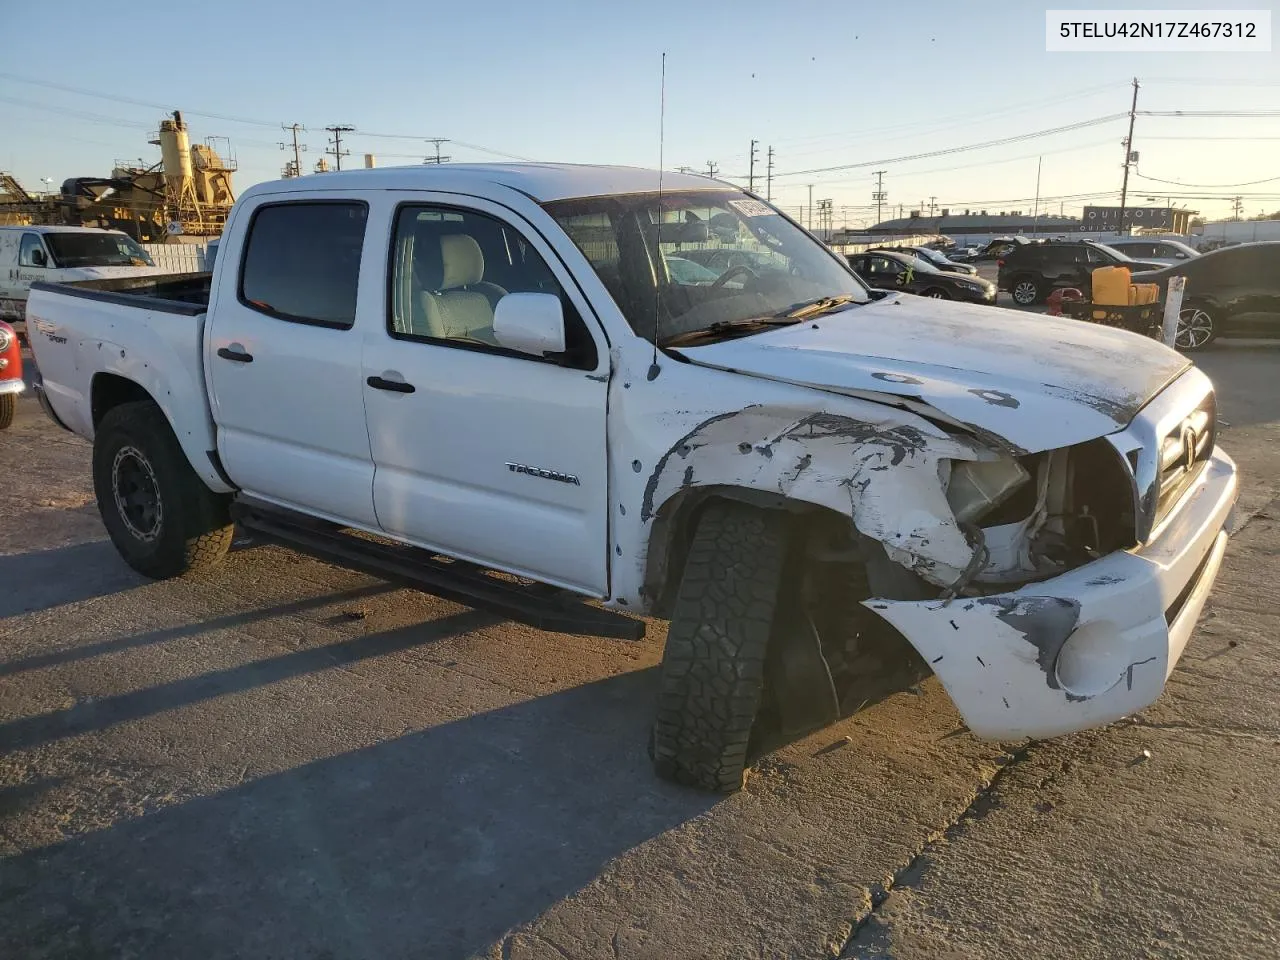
[{"left": 2, "top": 0, "right": 1277, "bottom": 225}]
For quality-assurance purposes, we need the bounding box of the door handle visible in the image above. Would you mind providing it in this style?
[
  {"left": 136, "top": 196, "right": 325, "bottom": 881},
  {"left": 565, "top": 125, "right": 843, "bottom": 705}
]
[
  {"left": 367, "top": 375, "right": 415, "bottom": 394},
  {"left": 217, "top": 346, "right": 253, "bottom": 363}
]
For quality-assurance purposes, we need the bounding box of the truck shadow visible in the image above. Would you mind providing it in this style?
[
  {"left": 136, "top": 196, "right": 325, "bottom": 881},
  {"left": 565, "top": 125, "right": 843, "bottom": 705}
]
[
  {"left": 0, "top": 541, "right": 142, "bottom": 619},
  {"left": 0, "top": 665, "right": 715, "bottom": 960}
]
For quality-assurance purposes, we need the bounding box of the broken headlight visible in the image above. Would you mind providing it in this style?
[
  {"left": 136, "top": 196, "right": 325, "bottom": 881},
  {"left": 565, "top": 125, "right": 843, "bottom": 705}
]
[{"left": 945, "top": 458, "right": 1031, "bottom": 524}]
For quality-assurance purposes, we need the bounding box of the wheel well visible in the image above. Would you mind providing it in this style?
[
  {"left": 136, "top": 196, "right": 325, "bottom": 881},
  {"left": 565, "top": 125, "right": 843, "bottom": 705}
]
[
  {"left": 642, "top": 487, "right": 851, "bottom": 619},
  {"left": 91, "top": 373, "right": 155, "bottom": 428}
]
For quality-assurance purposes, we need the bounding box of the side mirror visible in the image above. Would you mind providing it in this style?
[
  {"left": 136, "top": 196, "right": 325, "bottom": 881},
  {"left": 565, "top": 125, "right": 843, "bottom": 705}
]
[
  {"left": 31, "top": 249, "right": 47, "bottom": 267},
  {"left": 493, "top": 292, "right": 566, "bottom": 358}
]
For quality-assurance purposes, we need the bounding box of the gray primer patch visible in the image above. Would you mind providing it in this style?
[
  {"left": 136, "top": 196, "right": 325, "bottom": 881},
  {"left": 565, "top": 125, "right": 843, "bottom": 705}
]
[
  {"left": 872, "top": 371, "right": 925, "bottom": 386},
  {"left": 969, "top": 388, "right": 1020, "bottom": 409},
  {"left": 976, "top": 596, "right": 1084, "bottom": 698},
  {"left": 632, "top": 460, "right": 643, "bottom": 473}
]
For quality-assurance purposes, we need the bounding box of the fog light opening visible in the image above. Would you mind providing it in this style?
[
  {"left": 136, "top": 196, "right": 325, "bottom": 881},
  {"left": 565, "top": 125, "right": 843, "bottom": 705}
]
[{"left": 1054, "top": 621, "right": 1127, "bottom": 699}]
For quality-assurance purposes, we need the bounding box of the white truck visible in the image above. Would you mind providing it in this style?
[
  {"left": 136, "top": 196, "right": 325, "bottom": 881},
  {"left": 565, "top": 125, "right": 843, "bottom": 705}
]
[
  {"left": 0, "top": 225, "right": 165, "bottom": 340},
  {"left": 27, "top": 165, "right": 1238, "bottom": 791}
]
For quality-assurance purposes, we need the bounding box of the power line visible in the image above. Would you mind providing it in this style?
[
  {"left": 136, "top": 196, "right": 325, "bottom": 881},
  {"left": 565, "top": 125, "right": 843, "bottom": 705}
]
[
  {"left": 1136, "top": 169, "right": 1280, "bottom": 188},
  {"left": 774, "top": 113, "right": 1128, "bottom": 178},
  {"left": 1139, "top": 109, "right": 1280, "bottom": 117}
]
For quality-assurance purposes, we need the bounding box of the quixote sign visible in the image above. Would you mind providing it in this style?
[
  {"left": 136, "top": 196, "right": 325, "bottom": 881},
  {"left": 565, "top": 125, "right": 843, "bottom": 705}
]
[{"left": 1082, "top": 206, "right": 1173, "bottom": 229}]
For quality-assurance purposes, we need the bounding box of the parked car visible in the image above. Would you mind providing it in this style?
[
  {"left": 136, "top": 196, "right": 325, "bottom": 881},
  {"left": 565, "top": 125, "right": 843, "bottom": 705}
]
[
  {"left": 998, "top": 240, "right": 1166, "bottom": 305},
  {"left": 28, "top": 163, "right": 1237, "bottom": 793},
  {"left": 0, "top": 320, "right": 22, "bottom": 429},
  {"left": 964, "top": 236, "right": 1032, "bottom": 263},
  {"left": 847, "top": 249, "right": 996, "bottom": 303},
  {"left": 1106, "top": 237, "right": 1199, "bottom": 266},
  {"left": 875, "top": 245, "right": 980, "bottom": 276},
  {"left": 0, "top": 226, "right": 165, "bottom": 341},
  {"left": 1131, "top": 241, "right": 1280, "bottom": 351}
]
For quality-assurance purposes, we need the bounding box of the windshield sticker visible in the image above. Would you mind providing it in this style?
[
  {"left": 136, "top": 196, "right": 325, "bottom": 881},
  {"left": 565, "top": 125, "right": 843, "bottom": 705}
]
[{"left": 728, "top": 199, "right": 776, "bottom": 218}]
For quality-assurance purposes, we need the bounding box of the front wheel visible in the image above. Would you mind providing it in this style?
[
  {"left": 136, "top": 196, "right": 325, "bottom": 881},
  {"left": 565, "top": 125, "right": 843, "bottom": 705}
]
[
  {"left": 652, "top": 500, "right": 788, "bottom": 792},
  {"left": 0, "top": 393, "right": 13, "bottom": 430},
  {"left": 92, "top": 400, "right": 234, "bottom": 579},
  {"left": 924, "top": 287, "right": 951, "bottom": 300},
  {"left": 1176, "top": 304, "right": 1218, "bottom": 351}
]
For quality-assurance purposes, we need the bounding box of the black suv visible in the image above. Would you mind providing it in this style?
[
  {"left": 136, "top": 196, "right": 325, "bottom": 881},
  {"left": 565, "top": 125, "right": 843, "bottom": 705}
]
[{"left": 997, "top": 240, "right": 1165, "bottom": 305}]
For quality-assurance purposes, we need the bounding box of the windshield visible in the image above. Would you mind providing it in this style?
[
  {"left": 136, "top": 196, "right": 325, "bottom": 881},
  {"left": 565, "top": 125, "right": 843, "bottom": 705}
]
[
  {"left": 545, "top": 190, "right": 868, "bottom": 344},
  {"left": 913, "top": 247, "right": 949, "bottom": 265},
  {"left": 45, "top": 232, "right": 154, "bottom": 268},
  {"left": 897, "top": 253, "right": 941, "bottom": 274}
]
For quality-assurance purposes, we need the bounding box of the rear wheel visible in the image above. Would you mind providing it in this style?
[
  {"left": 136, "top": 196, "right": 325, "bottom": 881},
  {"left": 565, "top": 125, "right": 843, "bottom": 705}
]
[
  {"left": 1176, "top": 304, "right": 1218, "bottom": 351},
  {"left": 1011, "top": 276, "right": 1042, "bottom": 306},
  {"left": 0, "top": 393, "right": 13, "bottom": 430},
  {"left": 92, "top": 400, "right": 234, "bottom": 578}
]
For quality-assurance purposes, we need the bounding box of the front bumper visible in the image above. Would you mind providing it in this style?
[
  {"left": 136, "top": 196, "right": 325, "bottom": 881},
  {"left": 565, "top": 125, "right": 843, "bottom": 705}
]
[
  {"left": 867, "top": 446, "right": 1238, "bottom": 740},
  {"left": 0, "top": 378, "right": 23, "bottom": 397}
]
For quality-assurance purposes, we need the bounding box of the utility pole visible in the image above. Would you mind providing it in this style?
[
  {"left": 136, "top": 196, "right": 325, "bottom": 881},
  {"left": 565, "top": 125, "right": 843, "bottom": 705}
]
[
  {"left": 706, "top": 160, "right": 719, "bottom": 178},
  {"left": 325, "top": 125, "right": 355, "bottom": 171},
  {"left": 279, "top": 123, "right": 307, "bottom": 178},
  {"left": 1032, "top": 156, "right": 1042, "bottom": 235},
  {"left": 423, "top": 138, "right": 452, "bottom": 164},
  {"left": 1232, "top": 196, "right": 1244, "bottom": 220},
  {"left": 1117, "top": 77, "right": 1139, "bottom": 235},
  {"left": 928, "top": 196, "right": 937, "bottom": 217},
  {"left": 748, "top": 140, "right": 758, "bottom": 193},
  {"left": 872, "top": 170, "right": 887, "bottom": 226},
  {"left": 807, "top": 184, "right": 814, "bottom": 230},
  {"left": 766, "top": 146, "right": 774, "bottom": 201},
  {"left": 676, "top": 165, "right": 697, "bottom": 175}
]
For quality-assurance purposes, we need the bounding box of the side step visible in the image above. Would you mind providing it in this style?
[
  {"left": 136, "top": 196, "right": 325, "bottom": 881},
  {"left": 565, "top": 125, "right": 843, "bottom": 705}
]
[{"left": 231, "top": 501, "right": 645, "bottom": 641}]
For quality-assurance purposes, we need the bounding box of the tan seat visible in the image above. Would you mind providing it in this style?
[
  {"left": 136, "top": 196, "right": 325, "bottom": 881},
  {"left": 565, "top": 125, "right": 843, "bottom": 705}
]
[{"left": 418, "top": 235, "right": 502, "bottom": 343}]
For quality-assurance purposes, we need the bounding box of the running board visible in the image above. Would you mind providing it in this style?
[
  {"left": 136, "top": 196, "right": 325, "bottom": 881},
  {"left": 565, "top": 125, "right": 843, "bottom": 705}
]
[{"left": 231, "top": 501, "right": 645, "bottom": 641}]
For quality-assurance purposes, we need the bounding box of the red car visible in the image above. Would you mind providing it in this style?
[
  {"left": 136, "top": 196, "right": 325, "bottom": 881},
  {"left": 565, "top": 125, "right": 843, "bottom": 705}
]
[{"left": 0, "top": 320, "right": 23, "bottom": 430}]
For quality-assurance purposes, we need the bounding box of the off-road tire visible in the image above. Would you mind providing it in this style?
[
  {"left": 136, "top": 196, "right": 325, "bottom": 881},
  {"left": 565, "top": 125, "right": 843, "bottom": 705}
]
[
  {"left": 653, "top": 500, "right": 788, "bottom": 792},
  {"left": 92, "top": 400, "right": 233, "bottom": 579},
  {"left": 0, "top": 393, "right": 14, "bottom": 430}
]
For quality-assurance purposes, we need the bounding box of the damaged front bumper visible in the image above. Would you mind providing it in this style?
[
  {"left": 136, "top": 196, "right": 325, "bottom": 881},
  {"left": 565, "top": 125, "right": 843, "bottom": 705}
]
[{"left": 867, "top": 446, "right": 1238, "bottom": 740}]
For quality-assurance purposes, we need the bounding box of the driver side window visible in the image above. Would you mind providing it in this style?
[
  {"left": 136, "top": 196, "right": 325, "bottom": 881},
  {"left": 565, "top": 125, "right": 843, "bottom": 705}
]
[
  {"left": 19, "top": 234, "right": 47, "bottom": 267},
  {"left": 868, "top": 256, "right": 903, "bottom": 276}
]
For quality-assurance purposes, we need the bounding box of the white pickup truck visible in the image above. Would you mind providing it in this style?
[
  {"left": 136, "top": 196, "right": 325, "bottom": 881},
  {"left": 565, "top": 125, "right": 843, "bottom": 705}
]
[{"left": 27, "top": 164, "right": 1238, "bottom": 791}]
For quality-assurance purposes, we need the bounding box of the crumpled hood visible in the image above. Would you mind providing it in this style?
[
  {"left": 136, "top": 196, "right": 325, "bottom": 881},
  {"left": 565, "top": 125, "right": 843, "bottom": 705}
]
[{"left": 673, "top": 294, "right": 1190, "bottom": 453}]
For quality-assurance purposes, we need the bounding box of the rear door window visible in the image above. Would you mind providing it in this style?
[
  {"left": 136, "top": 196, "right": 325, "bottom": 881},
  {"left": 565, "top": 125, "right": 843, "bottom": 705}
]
[{"left": 239, "top": 201, "right": 368, "bottom": 329}]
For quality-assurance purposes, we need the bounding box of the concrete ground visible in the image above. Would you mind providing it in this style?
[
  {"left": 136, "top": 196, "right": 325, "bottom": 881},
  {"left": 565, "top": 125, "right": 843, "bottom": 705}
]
[{"left": 1, "top": 341, "right": 1278, "bottom": 960}]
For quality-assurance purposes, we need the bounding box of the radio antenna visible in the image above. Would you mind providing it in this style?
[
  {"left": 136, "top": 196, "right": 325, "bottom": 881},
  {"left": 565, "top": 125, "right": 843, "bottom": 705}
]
[{"left": 648, "top": 51, "right": 666, "bottom": 382}]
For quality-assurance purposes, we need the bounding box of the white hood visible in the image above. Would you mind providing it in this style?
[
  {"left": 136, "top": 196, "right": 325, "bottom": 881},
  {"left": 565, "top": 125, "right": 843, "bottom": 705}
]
[{"left": 672, "top": 295, "right": 1190, "bottom": 452}]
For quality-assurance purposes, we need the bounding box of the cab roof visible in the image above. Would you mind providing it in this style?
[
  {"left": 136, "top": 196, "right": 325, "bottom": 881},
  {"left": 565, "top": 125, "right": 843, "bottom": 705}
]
[{"left": 240, "top": 163, "right": 739, "bottom": 203}]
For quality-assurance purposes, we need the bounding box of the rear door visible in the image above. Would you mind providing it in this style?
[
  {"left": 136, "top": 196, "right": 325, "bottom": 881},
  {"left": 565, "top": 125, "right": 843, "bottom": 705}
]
[{"left": 206, "top": 197, "right": 379, "bottom": 527}]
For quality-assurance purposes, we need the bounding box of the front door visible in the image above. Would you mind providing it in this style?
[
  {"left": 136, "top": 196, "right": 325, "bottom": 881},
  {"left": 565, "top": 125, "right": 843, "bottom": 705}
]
[
  {"left": 206, "top": 198, "right": 379, "bottom": 527},
  {"left": 362, "top": 198, "right": 610, "bottom": 595}
]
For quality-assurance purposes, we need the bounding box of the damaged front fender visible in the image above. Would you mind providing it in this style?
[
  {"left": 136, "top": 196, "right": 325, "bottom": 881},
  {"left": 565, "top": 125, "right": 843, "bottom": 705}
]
[{"left": 642, "top": 405, "right": 996, "bottom": 590}]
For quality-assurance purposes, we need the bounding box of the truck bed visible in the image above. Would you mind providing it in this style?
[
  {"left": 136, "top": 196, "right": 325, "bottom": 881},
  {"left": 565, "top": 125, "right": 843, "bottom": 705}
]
[{"left": 29, "top": 272, "right": 212, "bottom": 316}]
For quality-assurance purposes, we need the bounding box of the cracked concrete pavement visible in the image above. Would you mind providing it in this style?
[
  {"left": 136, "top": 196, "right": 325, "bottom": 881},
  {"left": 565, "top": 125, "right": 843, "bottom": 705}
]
[{"left": 1, "top": 345, "right": 1278, "bottom": 959}]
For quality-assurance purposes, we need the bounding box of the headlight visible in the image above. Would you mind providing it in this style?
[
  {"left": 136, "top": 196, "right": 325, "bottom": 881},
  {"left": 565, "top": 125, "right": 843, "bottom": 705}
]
[
  {"left": 0, "top": 327, "right": 12, "bottom": 353},
  {"left": 947, "top": 458, "right": 1030, "bottom": 523}
]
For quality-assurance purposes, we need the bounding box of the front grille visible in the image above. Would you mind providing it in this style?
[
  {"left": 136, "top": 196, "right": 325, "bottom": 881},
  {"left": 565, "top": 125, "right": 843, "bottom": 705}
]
[
  {"left": 1105, "top": 370, "right": 1217, "bottom": 545},
  {"left": 1155, "top": 393, "right": 1216, "bottom": 523}
]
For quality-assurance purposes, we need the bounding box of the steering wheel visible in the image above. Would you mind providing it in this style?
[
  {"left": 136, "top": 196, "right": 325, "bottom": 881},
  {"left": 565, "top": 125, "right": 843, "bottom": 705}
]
[{"left": 710, "top": 264, "right": 759, "bottom": 289}]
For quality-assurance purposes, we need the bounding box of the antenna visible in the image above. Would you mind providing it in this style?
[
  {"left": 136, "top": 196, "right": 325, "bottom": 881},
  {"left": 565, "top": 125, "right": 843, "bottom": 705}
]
[{"left": 648, "top": 52, "right": 666, "bottom": 382}]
